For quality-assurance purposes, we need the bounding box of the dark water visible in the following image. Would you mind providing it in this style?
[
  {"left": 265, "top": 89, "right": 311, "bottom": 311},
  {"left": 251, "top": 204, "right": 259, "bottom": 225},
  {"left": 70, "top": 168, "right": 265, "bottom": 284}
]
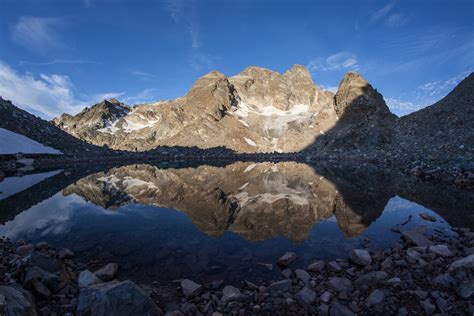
[{"left": 0, "top": 161, "right": 472, "bottom": 285}]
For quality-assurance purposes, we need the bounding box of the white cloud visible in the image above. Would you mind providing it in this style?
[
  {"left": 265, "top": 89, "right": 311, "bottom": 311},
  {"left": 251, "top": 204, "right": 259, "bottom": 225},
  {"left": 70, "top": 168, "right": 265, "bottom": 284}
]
[
  {"left": 307, "top": 52, "right": 359, "bottom": 72},
  {"left": 189, "top": 52, "right": 219, "bottom": 71},
  {"left": 320, "top": 85, "right": 338, "bottom": 93},
  {"left": 416, "top": 71, "right": 471, "bottom": 99},
  {"left": 0, "top": 61, "right": 122, "bottom": 119},
  {"left": 11, "top": 16, "right": 64, "bottom": 53},
  {"left": 385, "top": 13, "right": 409, "bottom": 28},
  {"left": 385, "top": 97, "right": 420, "bottom": 116},
  {"left": 165, "top": 0, "right": 200, "bottom": 49},
  {"left": 130, "top": 70, "right": 157, "bottom": 80}
]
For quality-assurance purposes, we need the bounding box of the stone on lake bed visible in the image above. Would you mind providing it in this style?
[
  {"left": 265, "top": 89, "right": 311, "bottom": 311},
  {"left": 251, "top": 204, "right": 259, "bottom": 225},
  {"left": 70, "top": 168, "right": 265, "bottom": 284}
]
[
  {"left": 180, "top": 279, "right": 202, "bottom": 298},
  {"left": 221, "top": 285, "right": 242, "bottom": 304},
  {"left": 401, "top": 226, "right": 432, "bottom": 247},
  {"left": 306, "top": 260, "right": 325, "bottom": 272},
  {"left": 277, "top": 252, "right": 296, "bottom": 267},
  {"left": 327, "top": 261, "right": 342, "bottom": 272},
  {"left": 268, "top": 279, "right": 291, "bottom": 295},
  {"left": 350, "top": 249, "right": 372, "bottom": 266},
  {"left": 76, "top": 280, "right": 161, "bottom": 316}
]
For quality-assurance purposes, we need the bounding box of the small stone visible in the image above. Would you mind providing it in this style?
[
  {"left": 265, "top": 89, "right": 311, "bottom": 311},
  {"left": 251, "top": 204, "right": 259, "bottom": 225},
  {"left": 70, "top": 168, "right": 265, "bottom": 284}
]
[
  {"left": 321, "top": 291, "right": 333, "bottom": 303},
  {"left": 330, "top": 301, "right": 355, "bottom": 316},
  {"left": 294, "top": 287, "right": 316, "bottom": 305},
  {"left": 327, "top": 261, "right": 342, "bottom": 272},
  {"left": 94, "top": 263, "right": 118, "bottom": 281},
  {"left": 431, "top": 273, "right": 453, "bottom": 288},
  {"left": 281, "top": 269, "right": 292, "bottom": 278},
  {"left": 78, "top": 270, "right": 103, "bottom": 288},
  {"left": 221, "top": 285, "right": 241, "bottom": 304},
  {"left": 268, "top": 280, "right": 291, "bottom": 296},
  {"left": 277, "top": 252, "right": 296, "bottom": 267},
  {"left": 449, "top": 254, "right": 474, "bottom": 271},
  {"left": 350, "top": 249, "right": 372, "bottom": 266},
  {"left": 306, "top": 260, "right": 325, "bottom": 272},
  {"left": 457, "top": 280, "right": 474, "bottom": 299},
  {"left": 295, "top": 269, "right": 311, "bottom": 285},
  {"left": 328, "top": 277, "right": 353, "bottom": 293},
  {"left": 413, "top": 290, "right": 428, "bottom": 299},
  {"left": 381, "top": 257, "right": 393, "bottom": 270},
  {"left": 387, "top": 277, "right": 401, "bottom": 286},
  {"left": 354, "top": 271, "right": 388, "bottom": 287},
  {"left": 58, "top": 248, "right": 75, "bottom": 259},
  {"left": 419, "top": 213, "right": 437, "bottom": 222},
  {"left": 318, "top": 303, "right": 329, "bottom": 315},
  {"left": 15, "top": 244, "right": 35, "bottom": 256},
  {"left": 421, "top": 299, "right": 436, "bottom": 315},
  {"left": 428, "top": 245, "right": 453, "bottom": 257},
  {"left": 180, "top": 279, "right": 202, "bottom": 299},
  {"left": 366, "top": 289, "right": 384, "bottom": 306},
  {"left": 397, "top": 307, "right": 408, "bottom": 316}
]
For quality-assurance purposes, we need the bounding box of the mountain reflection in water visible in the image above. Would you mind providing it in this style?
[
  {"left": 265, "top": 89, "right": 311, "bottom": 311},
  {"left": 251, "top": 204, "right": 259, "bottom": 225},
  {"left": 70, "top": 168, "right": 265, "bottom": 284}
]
[{"left": 0, "top": 162, "right": 472, "bottom": 284}]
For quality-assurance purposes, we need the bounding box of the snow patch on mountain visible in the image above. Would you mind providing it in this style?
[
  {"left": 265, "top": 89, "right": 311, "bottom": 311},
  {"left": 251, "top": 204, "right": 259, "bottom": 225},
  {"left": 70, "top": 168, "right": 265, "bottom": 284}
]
[{"left": 0, "top": 128, "right": 62, "bottom": 154}]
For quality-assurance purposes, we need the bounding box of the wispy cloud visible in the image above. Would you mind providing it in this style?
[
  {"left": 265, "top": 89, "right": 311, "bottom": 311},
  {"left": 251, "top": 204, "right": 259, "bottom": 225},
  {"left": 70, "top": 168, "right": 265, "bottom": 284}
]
[
  {"left": 0, "top": 61, "right": 121, "bottom": 119},
  {"left": 165, "top": 0, "right": 201, "bottom": 49},
  {"left": 307, "top": 52, "right": 359, "bottom": 72},
  {"left": 189, "top": 53, "right": 220, "bottom": 71},
  {"left": 123, "top": 88, "right": 158, "bottom": 105},
  {"left": 130, "top": 70, "right": 157, "bottom": 80},
  {"left": 385, "top": 97, "right": 419, "bottom": 116},
  {"left": 11, "top": 16, "right": 64, "bottom": 53},
  {"left": 369, "top": 1, "right": 396, "bottom": 24},
  {"left": 19, "top": 59, "right": 102, "bottom": 67}
]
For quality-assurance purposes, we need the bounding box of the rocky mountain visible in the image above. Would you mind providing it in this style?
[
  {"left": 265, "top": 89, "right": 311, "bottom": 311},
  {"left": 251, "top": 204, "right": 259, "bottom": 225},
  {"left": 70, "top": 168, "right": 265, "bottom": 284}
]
[
  {"left": 397, "top": 73, "right": 474, "bottom": 163},
  {"left": 0, "top": 97, "right": 107, "bottom": 155},
  {"left": 52, "top": 65, "right": 394, "bottom": 153}
]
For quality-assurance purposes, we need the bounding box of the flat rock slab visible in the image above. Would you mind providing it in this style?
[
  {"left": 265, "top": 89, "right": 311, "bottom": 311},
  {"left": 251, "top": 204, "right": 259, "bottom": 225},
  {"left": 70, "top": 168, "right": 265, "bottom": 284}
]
[
  {"left": 402, "top": 227, "right": 433, "bottom": 247},
  {"left": 76, "top": 280, "right": 161, "bottom": 316},
  {"left": 180, "top": 279, "right": 202, "bottom": 299}
]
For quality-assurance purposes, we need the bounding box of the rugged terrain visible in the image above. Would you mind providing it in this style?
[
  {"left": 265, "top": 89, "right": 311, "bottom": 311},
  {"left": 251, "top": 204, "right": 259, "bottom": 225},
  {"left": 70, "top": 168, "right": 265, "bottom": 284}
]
[{"left": 52, "top": 65, "right": 396, "bottom": 153}]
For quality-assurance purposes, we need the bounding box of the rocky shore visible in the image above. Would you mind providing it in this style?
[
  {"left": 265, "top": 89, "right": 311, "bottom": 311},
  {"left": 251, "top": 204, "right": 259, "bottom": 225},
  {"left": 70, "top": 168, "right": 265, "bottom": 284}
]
[{"left": 1, "top": 225, "right": 473, "bottom": 315}]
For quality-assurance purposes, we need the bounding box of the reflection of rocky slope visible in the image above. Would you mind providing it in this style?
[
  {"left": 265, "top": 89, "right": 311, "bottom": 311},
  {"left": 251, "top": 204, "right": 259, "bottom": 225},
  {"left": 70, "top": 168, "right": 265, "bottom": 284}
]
[
  {"left": 53, "top": 66, "right": 392, "bottom": 153},
  {"left": 62, "top": 162, "right": 385, "bottom": 241}
]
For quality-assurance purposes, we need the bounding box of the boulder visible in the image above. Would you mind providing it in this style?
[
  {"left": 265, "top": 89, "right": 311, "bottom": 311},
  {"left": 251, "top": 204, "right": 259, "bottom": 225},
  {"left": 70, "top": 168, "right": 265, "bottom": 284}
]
[
  {"left": 78, "top": 270, "right": 103, "bottom": 288},
  {"left": 295, "top": 269, "right": 311, "bottom": 285},
  {"left": 306, "top": 260, "right": 325, "bottom": 272},
  {"left": 354, "top": 271, "right": 388, "bottom": 287},
  {"left": 328, "top": 277, "right": 353, "bottom": 293},
  {"left": 401, "top": 226, "right": 432, "bottom": 247},
  {"left": 0, "top": 285, "right": 36, "bottom": 316},
  {"left": 58, "top": 248, "right": 75, "bottom": 259},
  {"left": 267, "top": 280, "right": 291, "bottom": 295},
  {"left": 294, "top": 287, "right": 316, "bottom": 305},
  {"left": 76, "top": 280, "right": 162, "bottom": 316},
  {"left": 23, "top": 252, "right": 61, "bottom": 273},
  {"left": 180, "top": 279, "right": 202, "bottom": 299},
  {"left": 349, "top": 249, "right": 372, "bottom": 266},
  {"left": 366, "top": 289, "right": 385, "bottom": 306},
  {"left": 221, "top": 285, "right": 242, "bottom": 304},
  {"left": 448, "top": 254, "right": 474, "bottom": 271},
  {"left": 277, "top": 252, "right": 296, "bottom": 267},
  {"left": 15, "top": 244, "right": 35, "bottom": 256},
  {"left": 94, "top": 263, "right": 118, "bottom": 281}
]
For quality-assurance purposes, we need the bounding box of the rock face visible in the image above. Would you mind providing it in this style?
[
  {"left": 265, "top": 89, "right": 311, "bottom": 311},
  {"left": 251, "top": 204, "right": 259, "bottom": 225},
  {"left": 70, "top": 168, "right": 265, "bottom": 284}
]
[{"left": 52, "top": 65, "right": 394, "bottom": 153}]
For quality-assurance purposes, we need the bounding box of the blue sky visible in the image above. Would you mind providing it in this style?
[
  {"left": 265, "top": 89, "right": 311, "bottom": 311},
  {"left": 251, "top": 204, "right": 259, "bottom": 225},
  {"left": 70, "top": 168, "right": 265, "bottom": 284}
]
[{"left": 0, "top": 0, "right": 472, "bottom": 118}]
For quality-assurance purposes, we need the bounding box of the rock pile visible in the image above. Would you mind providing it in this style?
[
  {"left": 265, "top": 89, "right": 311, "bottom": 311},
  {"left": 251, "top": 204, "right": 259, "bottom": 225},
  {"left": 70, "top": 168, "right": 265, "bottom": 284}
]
[{"left": 1, "top": 226, "right": 473, "bottom": 315}]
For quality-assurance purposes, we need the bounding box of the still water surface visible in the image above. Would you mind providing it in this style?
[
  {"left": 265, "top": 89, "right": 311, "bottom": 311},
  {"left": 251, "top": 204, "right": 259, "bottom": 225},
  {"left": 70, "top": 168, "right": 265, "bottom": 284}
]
[{"left": 0, "top": 162, "right": 471, "bottom": 284}]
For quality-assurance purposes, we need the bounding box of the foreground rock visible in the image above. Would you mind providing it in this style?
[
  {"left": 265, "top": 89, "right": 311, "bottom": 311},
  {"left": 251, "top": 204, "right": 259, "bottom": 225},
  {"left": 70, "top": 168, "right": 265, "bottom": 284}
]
[{"left": 0, "top": 225, "right": 473, "bottom": 315}]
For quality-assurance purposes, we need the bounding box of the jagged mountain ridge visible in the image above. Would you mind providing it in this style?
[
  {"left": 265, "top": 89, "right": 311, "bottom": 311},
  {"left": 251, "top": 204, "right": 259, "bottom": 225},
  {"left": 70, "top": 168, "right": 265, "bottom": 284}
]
[{"left": 52, "top": 65, "right": 393, "bottom": 153}]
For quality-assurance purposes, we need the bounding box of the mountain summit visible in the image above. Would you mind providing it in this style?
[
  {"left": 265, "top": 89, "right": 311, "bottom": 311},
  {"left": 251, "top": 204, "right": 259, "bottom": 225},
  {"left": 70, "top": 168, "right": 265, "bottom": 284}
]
[{"left": 52, "top": 65, "right": 394, "bottom": 153}]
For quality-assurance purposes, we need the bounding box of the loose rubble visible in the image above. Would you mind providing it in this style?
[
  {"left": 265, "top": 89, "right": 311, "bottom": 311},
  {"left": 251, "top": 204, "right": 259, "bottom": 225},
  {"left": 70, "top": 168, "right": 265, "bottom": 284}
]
[{"left": 0, "top": 226, "right": 473, "bottom": 315}]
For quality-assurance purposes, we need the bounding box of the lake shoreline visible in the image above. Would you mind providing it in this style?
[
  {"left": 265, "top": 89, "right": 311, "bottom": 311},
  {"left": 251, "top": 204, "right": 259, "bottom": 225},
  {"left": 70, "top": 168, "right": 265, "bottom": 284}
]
[{"left": 1, "top": 225, "right": 473, "bottom": 315}]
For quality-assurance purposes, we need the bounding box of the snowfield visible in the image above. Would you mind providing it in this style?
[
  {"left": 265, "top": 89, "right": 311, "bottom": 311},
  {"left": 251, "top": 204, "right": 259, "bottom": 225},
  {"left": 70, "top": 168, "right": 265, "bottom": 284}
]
[{"left": 0, "top": 128, "right": 62, "bottom": 154}]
